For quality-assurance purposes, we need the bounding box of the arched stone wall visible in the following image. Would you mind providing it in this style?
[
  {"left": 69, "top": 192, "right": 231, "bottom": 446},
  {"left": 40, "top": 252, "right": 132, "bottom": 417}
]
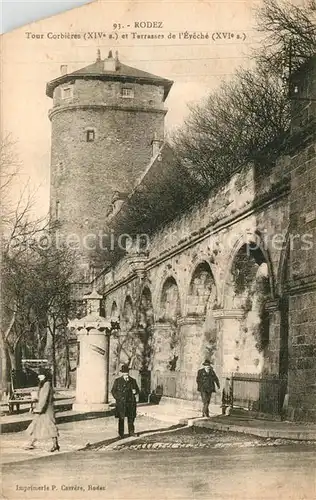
[{"left": 220, "top": 242, "right": 272, "bottom": 375}]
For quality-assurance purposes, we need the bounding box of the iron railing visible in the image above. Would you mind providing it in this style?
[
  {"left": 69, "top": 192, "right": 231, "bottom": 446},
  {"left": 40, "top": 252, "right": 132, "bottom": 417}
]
[{"left": 224, "top": 373, "right": 287, "bottom": 417}]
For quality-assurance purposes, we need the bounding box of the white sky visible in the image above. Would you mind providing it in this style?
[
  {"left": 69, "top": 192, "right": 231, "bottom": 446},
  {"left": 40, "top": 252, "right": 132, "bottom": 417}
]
[{"left": 1, "top": 0, "right": 272, "bottom": 215}]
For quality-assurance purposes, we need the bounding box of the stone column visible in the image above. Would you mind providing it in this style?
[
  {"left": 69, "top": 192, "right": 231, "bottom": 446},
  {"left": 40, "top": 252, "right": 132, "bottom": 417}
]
[
  {"left": 213, "top": 309, "right": 244, "bottom": 380},
  {"left": 150, "top": 323, "right": 174, "bottom": 396},
  {"left": 264, "top": 298, "right": 282, "bottom": 375},
  {"left": 69, "top": 288, "right": 119, "bottom": 412},
  {"left": 75, "top": 327, "right": 110, "bottom": 411},
  {"left": 152, "top": 323, "right": 172, "bottom": 373},
  {"left": 177, "top": 316, "right": 205, "bottom": 400}
]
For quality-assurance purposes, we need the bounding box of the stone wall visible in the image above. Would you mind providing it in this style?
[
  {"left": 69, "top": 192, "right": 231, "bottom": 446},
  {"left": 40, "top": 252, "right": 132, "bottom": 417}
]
[
  {"left": 84, "top": 58, "right": 316, "bottom": 420},
  {"left": 287, "top": 144, "right": 316, "bottom": 421},
  {"left": 284, "top": 57, "right": 316, "bottom": 421},
  {"left": 99, "top": 157, "right": 292, "bottom": 405}
]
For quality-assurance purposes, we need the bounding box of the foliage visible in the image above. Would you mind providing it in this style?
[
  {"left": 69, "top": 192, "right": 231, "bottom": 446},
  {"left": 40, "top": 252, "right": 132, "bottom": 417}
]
[
  {"left": 231, "top": 249, "right": 258, "bottom": 296},
  {"left": 111, "top": 291, "right": 155, "bottom": 373},
  {"left": 173, "top": 68, "right": 290, "bottom": 191},
  {"left": 172, "top": 0, "right": 316, "bottom": 194},
  {"left": 0, "top": 144, "right": 76, "bottom": 388},
  {"left": 255, "top": 0, "right": 316, "bottom": 74}
]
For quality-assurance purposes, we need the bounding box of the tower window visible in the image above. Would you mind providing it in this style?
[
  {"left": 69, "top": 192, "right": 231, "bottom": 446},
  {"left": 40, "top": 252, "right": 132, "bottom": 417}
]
[
  {"left": 86, "top": 129, "right": 95, "bottom": 142},
  {"left": 121, "top": 87, "right": 134, "bottom": 98},
  {"left": 61, "top": 86, "right": 73, "bottom": 99}
]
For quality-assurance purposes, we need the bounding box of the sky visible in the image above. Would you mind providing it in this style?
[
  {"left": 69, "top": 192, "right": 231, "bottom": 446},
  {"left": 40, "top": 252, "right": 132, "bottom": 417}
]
[{"left": 1, "top": 0, "right": 268, "bottom": 216}]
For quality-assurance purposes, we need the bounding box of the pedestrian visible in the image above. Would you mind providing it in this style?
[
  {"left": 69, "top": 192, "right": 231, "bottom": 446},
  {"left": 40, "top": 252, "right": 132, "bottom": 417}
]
[
  {"left": 111, "top": 364, "right": 140, "bottom": 438},
  {"left": 196, "top": 360, "right": 220, "bottom": 417},
  {"left": 24, "top": 367, "right": 60, "bottom": 452}
]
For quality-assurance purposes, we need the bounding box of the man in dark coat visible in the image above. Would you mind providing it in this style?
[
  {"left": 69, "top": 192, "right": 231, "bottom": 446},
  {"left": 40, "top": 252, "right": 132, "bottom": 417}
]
[
  {"left": 196, "top": 360, "right": 220, "bottom": 417},
  {"left": 111, "top": 364, "right": 140, "bottom": 438}
]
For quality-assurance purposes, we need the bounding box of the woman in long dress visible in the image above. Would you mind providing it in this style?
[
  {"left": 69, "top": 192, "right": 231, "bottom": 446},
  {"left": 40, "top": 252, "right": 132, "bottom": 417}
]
[{"left": 25, "top": 368, "right": 60, "bottom": 452}]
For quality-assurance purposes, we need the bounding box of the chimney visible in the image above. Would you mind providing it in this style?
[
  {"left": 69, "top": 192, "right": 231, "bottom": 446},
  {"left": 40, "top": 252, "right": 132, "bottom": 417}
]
[
  {"left": 104, "top": 50, "right": 116, "bottom": 72},
  {"left": 151, "top": 132, "right": 163, "bottom": 158},
  {"left": 60, "top": 65, "right": 68, "bottom": 75}
]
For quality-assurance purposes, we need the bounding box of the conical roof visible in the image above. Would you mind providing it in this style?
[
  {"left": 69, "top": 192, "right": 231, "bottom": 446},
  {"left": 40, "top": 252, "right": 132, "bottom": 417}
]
[{"left": 46, "top": 50, "right": 173, "bottom": 100}]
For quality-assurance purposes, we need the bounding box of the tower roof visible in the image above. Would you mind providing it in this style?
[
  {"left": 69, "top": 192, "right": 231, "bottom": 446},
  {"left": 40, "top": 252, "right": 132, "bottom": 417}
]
[{"left": 46, "top": 50, "right": 173, "bottom": 100}]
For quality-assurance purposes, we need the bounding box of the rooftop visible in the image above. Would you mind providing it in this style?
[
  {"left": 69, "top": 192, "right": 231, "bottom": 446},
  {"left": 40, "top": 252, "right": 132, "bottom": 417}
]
[{"left": 46, "top": 50, "right": 173, "bottom": 100}]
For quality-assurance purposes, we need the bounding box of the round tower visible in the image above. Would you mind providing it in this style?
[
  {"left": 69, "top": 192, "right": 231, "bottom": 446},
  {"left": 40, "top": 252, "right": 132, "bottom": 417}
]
[{"left": 47, "top": 50, "right": 173, "bottom": 276}]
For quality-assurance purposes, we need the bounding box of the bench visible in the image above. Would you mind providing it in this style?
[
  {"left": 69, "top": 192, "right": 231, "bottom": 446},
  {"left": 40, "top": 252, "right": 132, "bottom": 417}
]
[{"left": 8, "top": 387, "right": 38, "bottom": 414}]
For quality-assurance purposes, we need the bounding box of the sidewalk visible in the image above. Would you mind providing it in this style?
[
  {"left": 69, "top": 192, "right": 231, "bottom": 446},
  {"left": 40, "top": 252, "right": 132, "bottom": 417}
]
[
  {"left": 191, "top": 414, "right": 316, "bottom": 441},
  {"left": 0, "top": 401, "right": 114, "bottom": 433},
  {"left": 137, "top": 399, "right": 221, "bottom": 423},
  {"left": 2, "top": 400, "right": 316, "bottom": 466},
  {"left": 0, "top": 413, "right": 175, "bottom": 465}
]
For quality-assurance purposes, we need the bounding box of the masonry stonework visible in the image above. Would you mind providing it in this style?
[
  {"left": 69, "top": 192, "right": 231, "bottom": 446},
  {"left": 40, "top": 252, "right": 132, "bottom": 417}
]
[
  {"left": 47, "top": 52, "right": 171, "bottom": 273},
  {"left": 50, "top": 53, "right": 316, "bottom": 420}
]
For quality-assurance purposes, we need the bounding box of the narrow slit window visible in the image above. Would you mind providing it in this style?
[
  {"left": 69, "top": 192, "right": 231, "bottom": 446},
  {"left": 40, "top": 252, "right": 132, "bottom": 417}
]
[{"left": 86, "top": 129, "right": 95, "bottom": 142}]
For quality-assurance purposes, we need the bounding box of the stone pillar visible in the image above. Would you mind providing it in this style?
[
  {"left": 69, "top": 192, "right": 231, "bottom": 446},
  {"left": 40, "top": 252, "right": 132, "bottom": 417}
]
[
  {"left": 75, "top": 327, "right": 110, "bottom": 411},
  {"left": 150, "top": 323, "right": 173, "bottom": 395},
  {"left": 213, "top": 309, "right": 244, "bottom": 380},
  {"left": 264, "top": 299, "right": 283, "bottom": 375},
  {"left": 177, "top": 316, "right": 205, "bottom": 400},
  {"left": 152, "top": 323, "right": 172, "bottom": 373},
  {"left": 69, "top": 288, "right": 118, "bottom": 412}
]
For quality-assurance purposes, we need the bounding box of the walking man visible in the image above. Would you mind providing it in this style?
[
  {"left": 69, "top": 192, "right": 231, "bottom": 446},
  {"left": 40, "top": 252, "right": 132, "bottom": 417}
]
[
  {"left": 111, "top": 364, "right": 140, "bottom": 438},
  {"left": 196, "top": 360, "right": 220, "bottom": 417}
]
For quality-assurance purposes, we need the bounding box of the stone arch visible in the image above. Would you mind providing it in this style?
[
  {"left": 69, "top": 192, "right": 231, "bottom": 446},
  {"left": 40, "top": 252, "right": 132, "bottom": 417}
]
[
  {"left": 110, "top": 300, "right": 119, "bottom": 320},
  {"left": 111, "top": 295, "right": 136, "bottom": 373},
  {"left": 153, "top": 266, "right": 184, "bottom": 320},
  {"left": 186, "top": 260, "right": 217, "bottom": 316},
  {"left": 138, "top": 287, "right": 155, "bottom": 396},
  {"left": 121, "top": 295, "right": 134, "bottom": 330},
  {"left": 139, "top": 286, "right": 154, "bottom": 329},
  {"left": 159, "top": 276, "right": 181, "bottom": 322},
  {"left": 156, "top": 276, "right": 182, "bottom": 372},
  {"left": 222, "top": 241, "right": 272, "bottom": 374},
  {"left": 221, "top": 232, "right": 275, "bottom": 307},
  {"left": 100, "top": 296, "right": 107, "bottom": 318}
]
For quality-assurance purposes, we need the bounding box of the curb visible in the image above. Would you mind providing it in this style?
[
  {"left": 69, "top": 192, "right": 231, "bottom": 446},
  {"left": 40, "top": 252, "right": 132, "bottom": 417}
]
[
  {"left": 81, "top": 423, "right": 186, "bottom": 451},
  {"left": 0, "top": 408, "right": 115, "bottom": 434},
  {"left": 192, "top": 419, "right": 316, "bottom": 441}
]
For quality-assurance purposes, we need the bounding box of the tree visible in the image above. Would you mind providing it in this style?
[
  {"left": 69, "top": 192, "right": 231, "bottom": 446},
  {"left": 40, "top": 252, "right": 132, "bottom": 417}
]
[
  {"left": 1, "top": 223, "right": 76, "bottom": 389},
  {"left": 173, "top": 67, "right": 290, "bottom": 191},
  {"left": 0, "top": 136, "right": 76, "bottom": 391},
  {"left": 255, "top": 0, "right": 316, "bottom": 74},
  {"left": 1, "top": 185, "right": 46, "bottom": 392},
  {"left": 0, "top": 134, "right": 21, "bottom": 221},
  {"left": 172, "top": 0, "right": 316, "bottom": 194}
]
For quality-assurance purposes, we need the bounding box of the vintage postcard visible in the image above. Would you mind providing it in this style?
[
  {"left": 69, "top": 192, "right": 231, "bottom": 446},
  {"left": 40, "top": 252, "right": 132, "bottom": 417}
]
[{"left": 1, "top": 0, "right": 316, "bottom": 499}]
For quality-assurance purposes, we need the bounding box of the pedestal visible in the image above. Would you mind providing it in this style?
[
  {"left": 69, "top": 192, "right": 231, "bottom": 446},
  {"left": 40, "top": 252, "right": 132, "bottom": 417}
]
[{"left": 74, "top": 327, "right": 110, "bottom": 410}]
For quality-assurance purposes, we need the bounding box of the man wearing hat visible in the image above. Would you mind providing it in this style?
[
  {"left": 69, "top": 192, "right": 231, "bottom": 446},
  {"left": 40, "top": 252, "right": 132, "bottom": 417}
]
[
  {"left": 111, "top": 364, "right": 140, "bottom": 438},
  {"left": 196, "top": 360, "right": 220, "bottom": 417}
]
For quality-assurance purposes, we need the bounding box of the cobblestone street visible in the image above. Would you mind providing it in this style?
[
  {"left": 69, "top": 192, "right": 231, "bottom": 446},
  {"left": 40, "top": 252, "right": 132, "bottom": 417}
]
[{"left": 104, "top": 427, "right": 316, "bottom": 451}]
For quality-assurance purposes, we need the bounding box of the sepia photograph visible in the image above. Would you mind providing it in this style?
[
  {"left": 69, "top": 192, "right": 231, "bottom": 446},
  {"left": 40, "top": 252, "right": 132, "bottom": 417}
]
[{"left": 1, "top": 0, "right": 316, "bottom": 498}]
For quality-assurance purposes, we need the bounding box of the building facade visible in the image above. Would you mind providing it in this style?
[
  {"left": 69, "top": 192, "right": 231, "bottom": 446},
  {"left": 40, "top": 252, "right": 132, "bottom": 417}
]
[
  {"left": 47, "top": 50, "right": 172, "bottom": 276},
  {"left": 48, "top": 54, "right": 316, "bottom": 421}
]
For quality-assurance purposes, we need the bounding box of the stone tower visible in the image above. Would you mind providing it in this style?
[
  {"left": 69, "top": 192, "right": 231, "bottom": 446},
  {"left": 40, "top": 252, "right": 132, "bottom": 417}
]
[{"left": 47, "top": 50, "right": 173, "bottom": 277}]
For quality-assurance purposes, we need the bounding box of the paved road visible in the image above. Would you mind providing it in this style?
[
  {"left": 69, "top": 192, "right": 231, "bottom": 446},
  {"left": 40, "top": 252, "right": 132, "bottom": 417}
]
[{"left": 2, "top": 444, "right": 315, "bottom": 500}]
